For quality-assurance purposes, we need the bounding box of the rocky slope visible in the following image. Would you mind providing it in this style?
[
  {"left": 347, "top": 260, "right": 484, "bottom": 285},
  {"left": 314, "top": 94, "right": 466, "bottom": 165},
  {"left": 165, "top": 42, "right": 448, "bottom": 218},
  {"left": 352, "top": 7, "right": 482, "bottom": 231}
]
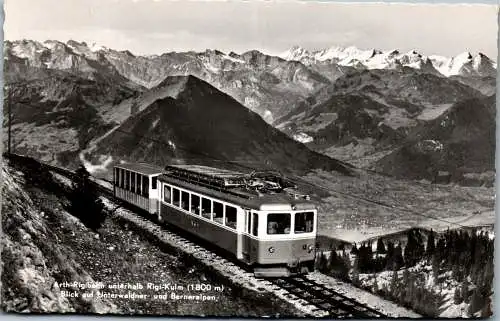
[
  {"left": 276, "top": 68, "right": 487, "bottom": 166},
  {"left": 5, "top": 40, "right": 331, "bottom": 123},
  {"left": 375, "top": 95, "right": 496, "bottom": 185},
  {"left": 1, "top": 156, "right": 119, "bottom": 313},
  {"left": 3, "top": 68, "right": 138, "bottom": 167}
]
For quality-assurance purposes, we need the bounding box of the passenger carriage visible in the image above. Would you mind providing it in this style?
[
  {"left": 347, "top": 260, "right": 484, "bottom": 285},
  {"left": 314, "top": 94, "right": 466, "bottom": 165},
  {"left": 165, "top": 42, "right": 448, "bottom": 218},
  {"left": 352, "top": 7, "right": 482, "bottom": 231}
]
[
  {"left": 113, "top": 163, "right": 163, "bottom": 214},
  {"left": 157, "top": 165, "right": 317, "bottom": 277},
  {"left": 113, "top": 163, "right": 317, "bottom": 277}
]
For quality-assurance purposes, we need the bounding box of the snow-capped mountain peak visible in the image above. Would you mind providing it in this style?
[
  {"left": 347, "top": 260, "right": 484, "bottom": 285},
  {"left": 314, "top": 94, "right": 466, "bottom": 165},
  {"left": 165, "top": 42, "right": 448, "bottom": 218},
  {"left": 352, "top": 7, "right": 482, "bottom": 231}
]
[{"left": 280, "top": 45, "right": 496, "bottom": 77}]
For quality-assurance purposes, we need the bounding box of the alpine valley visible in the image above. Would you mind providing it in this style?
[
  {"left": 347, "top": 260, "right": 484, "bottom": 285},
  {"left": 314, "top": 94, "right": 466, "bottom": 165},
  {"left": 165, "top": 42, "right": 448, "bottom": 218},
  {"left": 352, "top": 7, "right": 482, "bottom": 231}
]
[{"left": 4, "top": 40, "right": 495, "bottom": 186}]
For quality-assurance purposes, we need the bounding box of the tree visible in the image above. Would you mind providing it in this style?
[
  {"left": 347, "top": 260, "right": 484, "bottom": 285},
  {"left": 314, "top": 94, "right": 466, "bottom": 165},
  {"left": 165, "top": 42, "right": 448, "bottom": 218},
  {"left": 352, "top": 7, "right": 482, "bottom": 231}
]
[
  {"left": 392, "top": 243, "right": 405, "bottom": 270},
  {"left": 426, "top": 229, "right": 436, "bottom": 259},
  {"left": 453, "top": 287, "right": 463, "bottom": 305},
  {"left": 468, "top": 287, "right": 484, "bottom": 316},
  {"left": 372, "top": 275, "right": 379, "bottom": 293},
  {"left": 351, "top": 243, "right": 358, "bottom": 255},
  {"left": 377, "top": 238, "right": 386, "bottom": 254},
  {"left": 315, "top": 252, "right": 328, "bottom": 271},
  {"left": 68, "top": 165, "right": 107, "bottom": 231},
  {"left": 390, "top": 270, "right": 399, "bottom": 295},
  {"left": 351, "top": 257, "right": 360, "bottom": 286},
  {"left": 480, "top": 297, "right": 493, "bottom": 318},
  {"left": 460, "top": 279, "right": 470, "bottom": 304},
  {"left": 431, "top": 253, "right": 440, "bottom": 283}
]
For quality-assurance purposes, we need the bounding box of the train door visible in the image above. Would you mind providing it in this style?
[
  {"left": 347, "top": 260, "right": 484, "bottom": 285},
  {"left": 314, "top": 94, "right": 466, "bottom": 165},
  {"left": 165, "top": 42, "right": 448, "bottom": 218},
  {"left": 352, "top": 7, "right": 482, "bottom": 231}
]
[
  {"left": 242, "top": 210, "right": 251, "bottom": 262},
  {"left": 242, "top": 211, "right": 259, "bottom": 264}
]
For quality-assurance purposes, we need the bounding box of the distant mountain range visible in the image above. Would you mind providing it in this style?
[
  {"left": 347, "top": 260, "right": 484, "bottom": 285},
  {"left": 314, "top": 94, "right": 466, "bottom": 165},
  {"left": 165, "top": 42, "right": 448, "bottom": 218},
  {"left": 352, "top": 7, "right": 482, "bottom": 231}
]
[
  {"left": 3, "top": 39, "right": 496, "bottom": 185},
  {"left": 280, "top": 45, "right": 497, "bottom": 78}
]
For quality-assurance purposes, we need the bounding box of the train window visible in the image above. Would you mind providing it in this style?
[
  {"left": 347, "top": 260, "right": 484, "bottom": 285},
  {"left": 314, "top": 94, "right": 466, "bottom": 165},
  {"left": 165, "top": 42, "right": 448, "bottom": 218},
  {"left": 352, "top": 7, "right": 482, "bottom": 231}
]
[
  {"left": 181, "top": 191, "right": 190, "bottom": 211},
  {"left": 114, "top": 168, "right": 119, "bottom": 185},
  {"left": 125, "top": 170, "right": 130, "bottom": 190},
  {"left": 131, "top": 172, "right": 136, "bottom": 193},
  {"left": 295, "top": 212, "right": 314, "bottom": 233},
  {"left": 172, "top": 188, "right": 180, "bottom": 207},
  {"left": 163, "top": 185, "right": 171, "bottom": 203},
  {"left": 201, "top": 198, "right": 212, "bottom": 219},
  {"left": 142, "top": 176, "right": 149, "bottom": 197},
  {"left": 245, "top": 212, "right": 251, "bottom": 233},
  {"left": 213, "top": 201, "right": 223, "bottom": 224},
  {"left": 120, "top": 169, "right": 124, "bottom": 188},
  {"left": 152, "top": 177, "right": 157, "bottom": 189},
  {"left": 251, "top": 213, "right": 259, "bottom": 236},
  {"left": 267, "top": 213, "right": 291, "bottom": 235},
  {"left": 137, "top": 174, "right": 142, "bottom": 195},
  {"left": 191, "top": 194, "right": 200, "bottom": 215},
  {"left": 225, "top": 206, "right": 237, "bottom": 229}
]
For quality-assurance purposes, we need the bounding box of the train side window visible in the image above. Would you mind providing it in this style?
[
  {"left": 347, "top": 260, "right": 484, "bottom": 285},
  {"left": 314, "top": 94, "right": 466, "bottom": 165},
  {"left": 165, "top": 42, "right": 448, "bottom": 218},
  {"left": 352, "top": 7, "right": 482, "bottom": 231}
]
[
  {"left": 245, "top": 212, "right": 251, "bottom": 233},
  {"left": 152, "top": 177, "right": 157, "bottom": 189},
  {"left": 142, "top": 176, "right": 149, "bottom": 197},
  {"left": 137, "top": 174, "right": 142, "bottom": 195},
  {"left": 201, "top": 198, "right": 212, "bottom": 219},
  {"left": 164, "top": 185, "right": 171, "bottom": 203},
  {"left": 191, "top": 194, "right": 200, "bottom": 215},
  {"left": 125, "top": 170, "right": 130, "bottom": 190},
  {"left": 213, "top": 201, "right": 223, "bottom": 224},
  {"left": 172, "top": 188, "right": 180, "bottom": 207},
  {"left": 118, "top": 169, "right": 122, "bottom": 188},
  {"left": 181, "top": 191, "right": 190, "bottom": 211},
  {"left": 120, "top": 169, "right": 124, "bottom": 188},
  {"left": 114, "top": 168, "right": 119, "bottom": 185},
  {"left": 225, "top": 205, "right": 237, "bottom": 229},
  {"left": 131, "top": 172, "right": 136, "bottom": 193},
  {"left": 251, "top": 213, "right": 259, "bottom": 236},
  {"left": 267, "top": 213, "right": 291, "bottom": 235},
  {"left": 295, "top": 211, "right": 314, "bottom": 233}
]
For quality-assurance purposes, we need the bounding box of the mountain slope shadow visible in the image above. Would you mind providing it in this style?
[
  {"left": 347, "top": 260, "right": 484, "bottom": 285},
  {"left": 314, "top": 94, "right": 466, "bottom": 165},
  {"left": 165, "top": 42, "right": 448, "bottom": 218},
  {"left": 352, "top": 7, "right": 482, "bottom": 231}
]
[
  {"left": 91, "top": 75, "right": 354, "bottom": 176},
  {"left": 375, "top": 95, "right": 496, "bottom": 185}
]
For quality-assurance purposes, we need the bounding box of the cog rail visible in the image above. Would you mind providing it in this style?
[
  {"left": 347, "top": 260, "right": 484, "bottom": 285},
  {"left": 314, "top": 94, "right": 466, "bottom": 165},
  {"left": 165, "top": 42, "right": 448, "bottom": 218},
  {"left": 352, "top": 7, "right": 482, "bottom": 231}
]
[{"left": 271, "top": 276, "right": 387, "bottom": 318}]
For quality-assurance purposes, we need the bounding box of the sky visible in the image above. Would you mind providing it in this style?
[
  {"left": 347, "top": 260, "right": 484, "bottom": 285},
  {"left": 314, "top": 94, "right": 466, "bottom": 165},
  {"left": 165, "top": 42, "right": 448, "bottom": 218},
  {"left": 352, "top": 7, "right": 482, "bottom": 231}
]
[{"left": 4, "top": 0, "right": 499, "bottom": 58}]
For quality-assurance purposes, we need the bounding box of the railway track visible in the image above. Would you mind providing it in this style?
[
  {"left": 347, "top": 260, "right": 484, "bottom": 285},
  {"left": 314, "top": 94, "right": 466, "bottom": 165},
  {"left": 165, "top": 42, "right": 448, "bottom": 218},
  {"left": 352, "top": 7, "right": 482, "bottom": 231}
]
[
  {"left": 271, "top": 276, "right": 386, "bottom": 318},
  {"left": 7, "top": 153, "right": 389, "bottom": 318}
]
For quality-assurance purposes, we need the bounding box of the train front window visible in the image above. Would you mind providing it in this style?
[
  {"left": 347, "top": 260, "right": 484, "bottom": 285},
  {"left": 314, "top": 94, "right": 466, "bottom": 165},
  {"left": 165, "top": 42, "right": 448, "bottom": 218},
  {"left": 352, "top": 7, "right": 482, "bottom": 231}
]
[
  {"left": 267, "top": 213, "right": 291, "bottom": 235},
  {"left": 295, "top": 211, "right": 314, "bottom": 233}
]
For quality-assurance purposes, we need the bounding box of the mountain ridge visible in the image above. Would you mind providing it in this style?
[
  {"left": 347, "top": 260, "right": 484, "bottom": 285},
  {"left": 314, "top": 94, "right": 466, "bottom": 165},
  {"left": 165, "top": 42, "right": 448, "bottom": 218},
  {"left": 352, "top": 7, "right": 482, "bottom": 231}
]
[{"left": 280, "top": 45, "right": 497, "bottom": 78}]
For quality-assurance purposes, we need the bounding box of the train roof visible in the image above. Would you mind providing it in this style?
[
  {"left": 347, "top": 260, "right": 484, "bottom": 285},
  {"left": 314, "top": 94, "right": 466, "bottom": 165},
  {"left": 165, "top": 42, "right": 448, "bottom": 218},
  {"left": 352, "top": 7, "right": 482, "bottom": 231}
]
[
  {"left": 159, "top": 165, "right": 316, "bottom": 210},
  {"left": 114, "top": 163, "right": 163, "bottom": 176}
]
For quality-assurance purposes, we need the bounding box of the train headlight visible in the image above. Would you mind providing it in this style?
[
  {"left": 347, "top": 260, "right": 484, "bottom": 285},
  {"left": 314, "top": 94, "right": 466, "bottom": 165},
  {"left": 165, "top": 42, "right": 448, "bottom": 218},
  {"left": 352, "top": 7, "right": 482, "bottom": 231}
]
[
  {"left": 307, "top": 245, "right": 314, "bottom": 253},
  {"left": 268, "top": 247, "right": 275, "bottom": 253}
]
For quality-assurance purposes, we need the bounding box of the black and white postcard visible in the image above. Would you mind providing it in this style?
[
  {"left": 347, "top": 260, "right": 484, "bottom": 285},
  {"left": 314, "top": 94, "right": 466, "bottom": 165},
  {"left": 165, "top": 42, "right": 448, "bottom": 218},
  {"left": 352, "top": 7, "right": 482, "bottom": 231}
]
[{"left": 1, "top": 0, "right": 496, "bottom": 318}]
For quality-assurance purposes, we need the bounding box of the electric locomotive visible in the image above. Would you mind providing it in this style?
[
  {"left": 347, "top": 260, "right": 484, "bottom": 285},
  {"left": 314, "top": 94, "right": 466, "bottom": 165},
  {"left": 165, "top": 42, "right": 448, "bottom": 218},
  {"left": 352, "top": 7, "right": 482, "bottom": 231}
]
[{"left": 113, "top": 163, "right": 318, "bottom": 277}]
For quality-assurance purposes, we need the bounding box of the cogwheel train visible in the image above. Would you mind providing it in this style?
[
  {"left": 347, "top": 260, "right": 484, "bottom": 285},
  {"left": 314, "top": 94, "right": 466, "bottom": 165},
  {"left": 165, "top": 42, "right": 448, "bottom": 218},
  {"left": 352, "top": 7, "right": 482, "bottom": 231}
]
[{"left": 112, "top": 163, "right": 317, "bottom": 277}]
